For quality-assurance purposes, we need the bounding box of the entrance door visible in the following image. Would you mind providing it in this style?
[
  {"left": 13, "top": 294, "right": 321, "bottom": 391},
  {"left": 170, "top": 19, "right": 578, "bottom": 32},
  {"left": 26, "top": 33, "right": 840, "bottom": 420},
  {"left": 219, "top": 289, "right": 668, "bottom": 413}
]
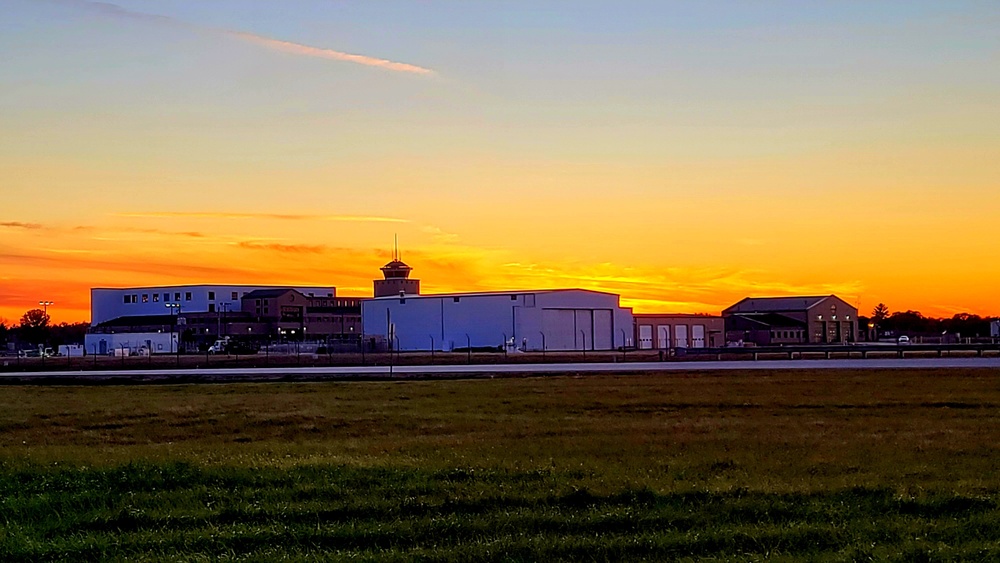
[
  {"left": 657, "top": 325, "right": 670, "bottom": 349},
  {"left": 675, "top": 325, "right": 689, "bottom": 348}
]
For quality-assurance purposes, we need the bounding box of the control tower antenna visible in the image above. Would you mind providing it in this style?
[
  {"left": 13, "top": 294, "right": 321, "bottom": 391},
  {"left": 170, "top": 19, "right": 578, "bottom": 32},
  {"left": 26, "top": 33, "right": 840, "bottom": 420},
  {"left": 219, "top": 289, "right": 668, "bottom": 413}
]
[{"left": 394, "top": 234, "right": 399, "bottom": 261}]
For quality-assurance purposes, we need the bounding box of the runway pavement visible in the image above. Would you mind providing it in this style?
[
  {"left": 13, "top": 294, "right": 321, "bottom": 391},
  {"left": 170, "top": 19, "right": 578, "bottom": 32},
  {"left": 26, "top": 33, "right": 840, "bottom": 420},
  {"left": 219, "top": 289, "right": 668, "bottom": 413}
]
[{"left": 3, "top": 356, "right": 999, "bottom": 382}]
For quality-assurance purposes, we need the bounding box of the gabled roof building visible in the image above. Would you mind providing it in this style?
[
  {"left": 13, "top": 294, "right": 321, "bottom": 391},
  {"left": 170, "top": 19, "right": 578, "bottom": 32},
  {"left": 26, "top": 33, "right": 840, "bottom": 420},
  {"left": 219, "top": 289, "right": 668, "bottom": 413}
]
[{"left": 722, "top": 295, "right": 858, "bottom": 345}]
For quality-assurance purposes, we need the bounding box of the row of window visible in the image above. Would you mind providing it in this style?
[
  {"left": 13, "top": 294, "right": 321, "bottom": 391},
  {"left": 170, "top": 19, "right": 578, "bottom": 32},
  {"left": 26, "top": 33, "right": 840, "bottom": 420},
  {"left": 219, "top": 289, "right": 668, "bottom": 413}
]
[
  {"left": 124, "top": 290, "right": 248, "bottom": 305},
  {"left": 124, "top": 292, "right": 193, "bottom": 304},
  {"left": 771, "top": 330, "right": 803, "bottom": 340}
]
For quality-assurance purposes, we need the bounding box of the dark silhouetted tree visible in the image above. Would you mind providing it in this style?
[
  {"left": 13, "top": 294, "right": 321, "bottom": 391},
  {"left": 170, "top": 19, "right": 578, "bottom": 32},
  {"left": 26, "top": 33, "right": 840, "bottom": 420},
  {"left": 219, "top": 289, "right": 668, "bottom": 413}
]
[
  {"left": 18, "top": 308, "right": 51, "bottom": 345},
  {"left": 871, "top": 303, "right": 889, "bottom": 324}
]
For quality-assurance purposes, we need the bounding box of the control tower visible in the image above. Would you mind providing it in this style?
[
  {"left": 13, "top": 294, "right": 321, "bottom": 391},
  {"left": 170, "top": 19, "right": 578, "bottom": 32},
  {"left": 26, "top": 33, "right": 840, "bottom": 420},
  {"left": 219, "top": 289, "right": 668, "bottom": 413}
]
[{"left": 374, "top": 239, "right": 420, "bottom": 297}]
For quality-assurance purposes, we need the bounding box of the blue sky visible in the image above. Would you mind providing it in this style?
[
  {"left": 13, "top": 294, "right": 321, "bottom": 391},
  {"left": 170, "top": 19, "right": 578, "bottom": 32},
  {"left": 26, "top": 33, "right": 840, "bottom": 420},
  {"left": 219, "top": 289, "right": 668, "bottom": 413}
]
[{"left": 1, "top": 1, "right": 998, "bottom": 321}]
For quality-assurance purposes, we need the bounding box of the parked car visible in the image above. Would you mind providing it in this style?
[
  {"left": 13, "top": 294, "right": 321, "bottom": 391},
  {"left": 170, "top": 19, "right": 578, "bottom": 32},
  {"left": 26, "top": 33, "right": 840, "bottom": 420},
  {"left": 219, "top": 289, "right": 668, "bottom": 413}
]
[{"left": 897, "top": 335, "right": 911, "bottom": 345}]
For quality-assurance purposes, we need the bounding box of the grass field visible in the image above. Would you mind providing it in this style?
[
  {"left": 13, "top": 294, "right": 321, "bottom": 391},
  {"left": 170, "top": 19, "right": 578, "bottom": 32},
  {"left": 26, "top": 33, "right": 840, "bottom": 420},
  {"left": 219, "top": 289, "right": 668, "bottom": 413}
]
[{"left": 2, "top": 369, "right": 1000, "bottom": 560}]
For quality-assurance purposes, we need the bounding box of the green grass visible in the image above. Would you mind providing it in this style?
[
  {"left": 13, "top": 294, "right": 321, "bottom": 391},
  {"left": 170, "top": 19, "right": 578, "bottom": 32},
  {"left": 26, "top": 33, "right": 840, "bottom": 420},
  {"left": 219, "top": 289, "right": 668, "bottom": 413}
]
[{"left": 2, "top": 369, "right": 1000, "bottom": 560}]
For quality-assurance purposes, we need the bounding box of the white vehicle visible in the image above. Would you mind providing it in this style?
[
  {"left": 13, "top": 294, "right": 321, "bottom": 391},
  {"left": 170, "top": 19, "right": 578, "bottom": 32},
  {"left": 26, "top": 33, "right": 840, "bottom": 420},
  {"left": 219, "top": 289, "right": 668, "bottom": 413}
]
[
  {"left": 897, "top": 335, "right": 910, "bottom": 345},
  {"left": 208, "top": 337, "right": 230, "bottom": 354}
]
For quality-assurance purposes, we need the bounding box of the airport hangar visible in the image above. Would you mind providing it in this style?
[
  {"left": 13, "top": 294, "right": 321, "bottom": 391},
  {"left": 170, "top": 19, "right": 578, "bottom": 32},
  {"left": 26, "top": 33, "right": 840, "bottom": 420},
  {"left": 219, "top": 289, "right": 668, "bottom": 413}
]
[{"left": 361, "top": 289, "right": 634, "bottom": 352}]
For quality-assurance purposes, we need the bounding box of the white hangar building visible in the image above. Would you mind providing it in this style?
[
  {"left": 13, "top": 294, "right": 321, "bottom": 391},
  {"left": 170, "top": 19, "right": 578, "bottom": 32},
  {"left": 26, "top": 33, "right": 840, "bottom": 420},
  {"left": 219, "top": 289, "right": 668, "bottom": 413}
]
[{"left": 362, "top": 289, "right": 634, "bottom": 352}]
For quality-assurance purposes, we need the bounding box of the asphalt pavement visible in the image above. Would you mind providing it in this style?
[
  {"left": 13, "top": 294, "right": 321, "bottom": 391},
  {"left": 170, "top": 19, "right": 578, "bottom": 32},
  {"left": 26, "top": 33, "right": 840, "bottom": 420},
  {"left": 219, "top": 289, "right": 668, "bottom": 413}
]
[{"left": 3, "top": 357, "right": 999, "bottom": 381}]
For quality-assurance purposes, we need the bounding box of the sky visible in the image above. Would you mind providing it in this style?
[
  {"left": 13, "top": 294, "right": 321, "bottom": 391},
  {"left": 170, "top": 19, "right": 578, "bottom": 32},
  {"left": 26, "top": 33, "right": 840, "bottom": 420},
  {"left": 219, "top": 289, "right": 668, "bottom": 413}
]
[{"left": 1, "top": 0, "right": 998, "bottom": 324}]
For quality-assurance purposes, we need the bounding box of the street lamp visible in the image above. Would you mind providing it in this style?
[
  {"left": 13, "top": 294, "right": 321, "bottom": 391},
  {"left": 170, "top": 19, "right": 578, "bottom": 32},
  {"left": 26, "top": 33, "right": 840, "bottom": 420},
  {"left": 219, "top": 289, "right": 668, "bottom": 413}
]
[
  {"left": 580, "top": 330, "right": 586, "bottom": 360},
  {"left": 539, "top": 331, "right": 546, "bottom": 360},
  {"left": 620, "top": 328, "right": 627, "bottom": 362},
  {"left": 38, "top": 301, "right": 54, "bottom": 367},
  {"left": 165, "top": 303, "right": 181, "bottom": 366}
]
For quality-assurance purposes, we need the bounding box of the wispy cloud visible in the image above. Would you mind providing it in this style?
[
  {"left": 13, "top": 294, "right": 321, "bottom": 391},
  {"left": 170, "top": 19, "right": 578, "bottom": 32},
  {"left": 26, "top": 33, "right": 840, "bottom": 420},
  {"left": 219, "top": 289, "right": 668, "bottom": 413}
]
[
  {"left": 0, "top": 221, "right": 43, "bottom": 229},
  {"left": 236, "top": 241, "right": 327, "bottom": 254},
  {"left": 58, "top": 0, "right": 434, "bottom": 75},
  {"left": 114, "top": 212, "right": 409, "bottom": 223}
]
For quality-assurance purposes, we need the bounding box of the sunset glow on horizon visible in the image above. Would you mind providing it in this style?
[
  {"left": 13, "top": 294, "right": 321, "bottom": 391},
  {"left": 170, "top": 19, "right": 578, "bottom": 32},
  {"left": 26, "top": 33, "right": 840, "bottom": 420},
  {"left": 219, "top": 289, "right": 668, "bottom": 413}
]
[{"left": 2, "top": 1, "right": 998, "bottom": 325}]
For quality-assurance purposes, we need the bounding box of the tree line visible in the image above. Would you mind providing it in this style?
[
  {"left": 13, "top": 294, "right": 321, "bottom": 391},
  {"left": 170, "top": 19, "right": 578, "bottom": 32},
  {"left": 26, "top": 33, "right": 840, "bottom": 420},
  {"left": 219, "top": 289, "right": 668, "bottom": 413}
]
[
  {"left": 860, "top": 303, "right": 998, "bottom": 339},
  {"left": 0, "top": 309, "right": 90, "bottom": 351}
]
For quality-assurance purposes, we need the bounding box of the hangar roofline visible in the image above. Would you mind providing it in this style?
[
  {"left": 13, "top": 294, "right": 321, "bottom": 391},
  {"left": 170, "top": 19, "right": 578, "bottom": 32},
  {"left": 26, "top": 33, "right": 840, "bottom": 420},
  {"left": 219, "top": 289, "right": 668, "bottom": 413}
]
[{"left": 365, "top": 288, "right": 620, "bottom": 300}]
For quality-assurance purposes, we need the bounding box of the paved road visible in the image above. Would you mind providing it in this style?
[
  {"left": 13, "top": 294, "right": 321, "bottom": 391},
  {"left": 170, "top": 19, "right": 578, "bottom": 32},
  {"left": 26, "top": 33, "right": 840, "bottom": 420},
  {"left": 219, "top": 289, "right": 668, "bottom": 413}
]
[{"left": 4, "top": 357, "right": 999, "bottom": 381}]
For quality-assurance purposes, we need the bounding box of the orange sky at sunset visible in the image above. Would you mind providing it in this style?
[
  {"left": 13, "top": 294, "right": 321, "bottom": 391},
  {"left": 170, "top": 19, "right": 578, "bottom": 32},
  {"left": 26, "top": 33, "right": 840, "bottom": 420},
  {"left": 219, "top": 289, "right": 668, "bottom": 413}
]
[{"left": 2, "top": 1, "right": 998, "bottom": 325}]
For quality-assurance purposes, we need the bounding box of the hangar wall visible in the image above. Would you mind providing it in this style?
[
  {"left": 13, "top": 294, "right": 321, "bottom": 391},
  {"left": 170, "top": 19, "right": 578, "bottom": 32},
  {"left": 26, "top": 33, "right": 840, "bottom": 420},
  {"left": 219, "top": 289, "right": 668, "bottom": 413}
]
[{"left": 361, "top": 289, "right": 632, "bottom": 352}]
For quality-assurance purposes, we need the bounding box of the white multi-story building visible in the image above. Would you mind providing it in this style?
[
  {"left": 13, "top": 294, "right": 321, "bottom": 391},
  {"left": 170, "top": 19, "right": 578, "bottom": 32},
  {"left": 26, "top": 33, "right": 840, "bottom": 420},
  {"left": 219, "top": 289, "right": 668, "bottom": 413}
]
[
  {"left": 362, "top": 289, "right": 633, "bottom": 352},
  {"left": 90, "top": 284, "right": 336, "bottom": 326},
  {"left": 86, "top": 284, "right": 337, "bottom": 355}
]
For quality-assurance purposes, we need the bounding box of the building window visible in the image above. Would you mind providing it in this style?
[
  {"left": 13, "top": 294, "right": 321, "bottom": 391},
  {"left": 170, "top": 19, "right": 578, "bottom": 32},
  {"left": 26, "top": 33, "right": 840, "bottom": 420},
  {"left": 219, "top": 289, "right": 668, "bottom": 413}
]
[
  {"left": 142, "top": 294, "right": 149, "bottom": 303},
  {"left": 232, "top": 291, "right": 238, "bottom": 300},
  {"left": 185, "top": 292, "right": 192, "bottom": 301},
  {"left": 400, "top": 299, "right": 406, "bottom": 304},
  {"left": 510, "top": 295, "right": 517, "bottom": 301},
  {"left": 163, "top": 293, "right": 170, "bottom": 302},
  {"left": 209, "top": 304, "right": 215, "bottom": 313},
  {"left": 153, "top": 294, "right": 159, "bottom": 302},
  {"left": 453, "top": 297, "right": 460, "bottom": 303},
  {"left": 131, "top": 294, "right": 138, "bottom": 303},
  {"left": 123, "top": 295, "right": 130, "bottom": 304},
  {"left": 175, "top": 293, "right": 181, "bottom": 301},
  {"left": 208, "top": 291, "right": 215, "bottom": 300}
]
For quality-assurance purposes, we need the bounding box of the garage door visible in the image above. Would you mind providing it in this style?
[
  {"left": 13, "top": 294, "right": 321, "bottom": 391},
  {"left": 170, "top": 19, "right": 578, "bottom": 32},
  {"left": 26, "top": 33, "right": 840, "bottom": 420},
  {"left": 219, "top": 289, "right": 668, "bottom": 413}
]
[
  {"left": 638, "top": 325, "right": 653, "bottom": 349},
  {"left": 692, "top": 325, "right": 705, "bottom": 348},
  {"left": 574, "top": 309, "right": 593, "bottom": 350},
  {"left": 593, "top": 309, "right": 612, "bottom": 349},
  {"left": 675, "top": 325, "right": 688, "bottom": 348},
  {"left": 542, "top": 309, "right": 576, "bottom": 350},
  {"left": 657, "top": 325, "right": 670, "bottom": 349}
]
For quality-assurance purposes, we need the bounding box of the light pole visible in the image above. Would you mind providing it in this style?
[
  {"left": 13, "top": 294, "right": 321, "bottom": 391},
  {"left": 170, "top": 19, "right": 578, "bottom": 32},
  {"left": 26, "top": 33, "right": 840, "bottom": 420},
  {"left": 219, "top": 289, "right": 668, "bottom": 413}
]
[
  {"left": 38, "top": 301, "right": 53, "bottom": 367},
  {"left": 465, "top": 333, "right": 471, "bottom": 364},
  {"left": 620, "top": 328, "right": 627, "bottom": 362},
  {"left": 502, "top": 332, "right": 508, "bottom": 359},
  {"left": 580, "top": 330, "right": 586, "bottom": 360},
  {"left": 165, "top": 303, "right": 181, "bottom": 367},
  {"left": 539, "top": 331, "right": 546, "bottom": 361}
]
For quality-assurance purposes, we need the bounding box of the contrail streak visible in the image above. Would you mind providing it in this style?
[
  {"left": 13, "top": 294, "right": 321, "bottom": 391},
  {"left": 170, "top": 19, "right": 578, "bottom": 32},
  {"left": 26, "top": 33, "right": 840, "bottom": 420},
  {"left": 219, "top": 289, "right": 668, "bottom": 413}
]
[
  {"left": 56, "top": 0, "right": 434, "bottom": 75},
  {"left": 226, "top": 32, "right": 434, "bottom": 75}
]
